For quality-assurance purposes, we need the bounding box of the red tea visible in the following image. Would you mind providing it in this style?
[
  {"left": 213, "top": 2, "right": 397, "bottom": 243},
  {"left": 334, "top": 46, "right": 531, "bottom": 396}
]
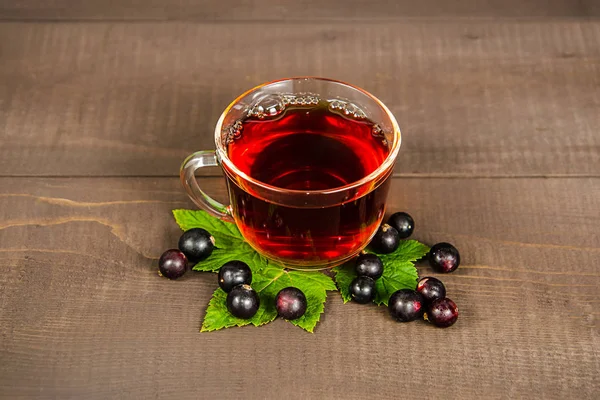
[{"left": 225, "top": 102, "right": 392, "bottom": 266}]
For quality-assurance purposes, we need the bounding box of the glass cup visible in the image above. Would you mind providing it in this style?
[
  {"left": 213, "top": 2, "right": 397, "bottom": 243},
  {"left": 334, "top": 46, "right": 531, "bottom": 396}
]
[{"left": 181, "top": 77, "right": 401, "bottom": 270}]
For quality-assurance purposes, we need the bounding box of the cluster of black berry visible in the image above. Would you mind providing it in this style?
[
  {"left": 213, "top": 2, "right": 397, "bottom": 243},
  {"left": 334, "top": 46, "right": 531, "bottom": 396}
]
[
  {"left": 348, "top": 253, "right": 383, "bottom": 303},
  {"left": 157, "top": 229, "right": 308, "bottom": 321},
  {"left": 370, "top": 211, "right": 415, "bottom": 253},
  {"left": 389, "top": 276, "right": 459, "bottom": 328},
  {"left": 217, "top": 260, "right": 308, "bottom": 321},
  {"left": 157, "top": 228, "right": 215, "bottom": 279},
  {"left": 349, "top": 212, "right": 461, "bottom": 328},
  {"left": 158, "top": 213, "right": 461, "bottom": 328}
]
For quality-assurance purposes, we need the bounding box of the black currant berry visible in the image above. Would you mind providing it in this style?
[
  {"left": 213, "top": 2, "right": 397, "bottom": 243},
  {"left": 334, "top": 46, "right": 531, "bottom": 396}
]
[
  {"left": 429, "top": 242, "right": 461, "bottom": 273},
  {"left": 371, "top": 224, "right": 400, "bottom": 253},
  {"left": 355, "top": 253, "right": 384, "bottom": 279},
  {"left": 178, "top": 228, "right": 215, "bottom": 263},
  {"left": 349, "top": 276, "right": 376, "bottom": 304},
  {"left": 218, "top": 261, "right": 252, "bottom": 293},
  {"left": 416, "top": 277, "right": 446, "bottom": 304},
  {"left": 275, "top": 287, "right": 307, "bottom": 320},
  {"left": 158, "top": 249, "right": 188, "bottom": 280},
  {"left": 425, "top": 298, "right": 458, "bottom": 328},
  {"left": 226, "top": 284, "right": 260, "bottom": 319},
  {"left": 387, "top": 212, "right": 414, "bottom": 239},
  {"left": 388, "top": 289, "right": 424, "bottom": 322}
]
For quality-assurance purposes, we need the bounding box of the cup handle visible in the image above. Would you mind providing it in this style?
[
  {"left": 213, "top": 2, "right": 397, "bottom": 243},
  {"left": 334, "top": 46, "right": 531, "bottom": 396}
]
[{"left": 180, "top": 150, "right": 234, "bottom": 222}]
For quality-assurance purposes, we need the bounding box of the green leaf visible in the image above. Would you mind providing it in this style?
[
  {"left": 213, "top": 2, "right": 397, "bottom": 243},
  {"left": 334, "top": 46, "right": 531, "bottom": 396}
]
[
  {"left": 331, "top": 262, "right": 354, "bottom": 304},
  {"left": 373, "top": 260, "right": 419, "bottom": 305},
  {"left": 172, "top": 209, "right": 243, "bottom": 248},
  {"left": 333, "top": 240, "right": 430, "bottom": 306},
  {"left": 192, "top": 244, "right": 265, "bottom": 272},
  {"left": 201, "top": 261, "right": 337, "bottom": 333},
  {"left": 286, "top": 271, "right": 337, "bottom": 332},
  {"left": 369, "top": 239, "right": 430, "bottom": 264},
  {"left": 172, "top": 209, "right": 267, "bottom": 272},
  {"left": 201, "top": 287, "right": 277, "bottom": 332},
  {"left": 251, "top": 264, "right": 337, "bottom": 332},
  {"left": 200, "top": 288, "right": 249, "bottom": 331}
]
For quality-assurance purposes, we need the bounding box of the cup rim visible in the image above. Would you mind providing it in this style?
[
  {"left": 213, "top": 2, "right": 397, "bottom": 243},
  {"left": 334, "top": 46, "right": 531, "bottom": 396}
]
[{"left": 214, "top": 77, "right": 401, "bottom": 196}]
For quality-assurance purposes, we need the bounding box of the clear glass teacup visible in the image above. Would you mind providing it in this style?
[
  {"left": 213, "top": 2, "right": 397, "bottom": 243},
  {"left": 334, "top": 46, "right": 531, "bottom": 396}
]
[{"left": 181, "top": 77, "right": 401, "bottom": 270}]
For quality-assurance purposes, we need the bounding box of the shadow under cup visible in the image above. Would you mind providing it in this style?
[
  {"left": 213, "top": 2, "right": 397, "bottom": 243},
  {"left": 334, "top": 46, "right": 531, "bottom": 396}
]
[{"left": 181, "top": 78, "right": 401, "bottom": 270}]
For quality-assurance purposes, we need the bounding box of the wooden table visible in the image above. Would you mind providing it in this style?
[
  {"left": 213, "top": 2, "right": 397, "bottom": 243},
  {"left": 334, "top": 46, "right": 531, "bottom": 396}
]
[{"left": 1, "top": 1, "right": 599, "bottom": 398}]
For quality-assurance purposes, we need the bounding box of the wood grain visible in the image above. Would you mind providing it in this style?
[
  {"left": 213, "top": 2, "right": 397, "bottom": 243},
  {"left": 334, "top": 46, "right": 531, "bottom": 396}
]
[
  {"left": 1, "top": 0, "right": 599, "bottom": 20},
  {"left": 1, "top": 21, "right": 599, "bottom": 177},
  {"left": 1, "top": 177, "right": 598, "bottom": 399}
]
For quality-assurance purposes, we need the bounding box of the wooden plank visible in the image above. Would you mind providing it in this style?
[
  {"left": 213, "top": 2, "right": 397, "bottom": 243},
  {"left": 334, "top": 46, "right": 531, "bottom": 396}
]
[
  {"left": 1, "top": 0, "right": 598, "bottom": 20},
  {"left": 0, "top": 177, "right": 598, "bottom": 399},
  {"left": 1, "top": 21, "right": 599, "bottom": 178}
]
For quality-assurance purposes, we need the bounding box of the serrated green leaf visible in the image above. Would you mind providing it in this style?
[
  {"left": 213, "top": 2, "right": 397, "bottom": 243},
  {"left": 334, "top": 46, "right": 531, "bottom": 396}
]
[
  {"left": 192, "top": 244, "right": 265, "bottom": 272},
  {"left": 172, "top": 209, "right": 243, "bottom": 248},
  {"left": 373, "top": 261, "right": 419, "bottom": 305},
  {"left": 333, "top": 240, "right": 429, "bottom": 306},
  {"left": 369, "top": 240, "right": 429, "bottom": 306},
  {"left": 332, "top": 262, "right": 354, "bottom": 304},
  {"left": 201, "top": 287, "right": 277, "bottom": 332},
  {"left": 368, "top": 239, "right": 430, "bottom": 264},
  {"left": 253, "top": 265, "right": 336, "bottom": 333},
  {"left": 286, "top": 271, "right": 336, "bottom": 332},
  {"left": 200, "top": 288, "right": 247, "bottom": 331},
  {"left": 173, "top": 209, "right": 336, "bottom": 331}
]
